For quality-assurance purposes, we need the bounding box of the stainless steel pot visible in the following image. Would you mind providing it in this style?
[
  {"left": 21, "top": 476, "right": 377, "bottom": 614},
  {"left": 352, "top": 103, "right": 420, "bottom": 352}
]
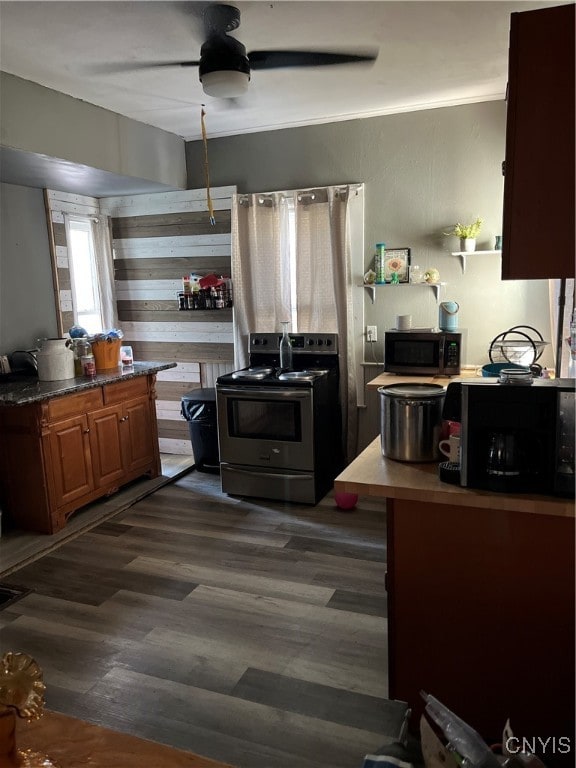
[{"left": 379, "top": 383, "right": 446, "bottom": 462}]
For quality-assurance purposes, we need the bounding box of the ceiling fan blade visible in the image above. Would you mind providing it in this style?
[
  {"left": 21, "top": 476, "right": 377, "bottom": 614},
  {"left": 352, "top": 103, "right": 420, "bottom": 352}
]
[
  {"left": 248, "top": 50, "right": 378, "bottom": 70},
  {"left": 84, "top": 60, "right": 200, "bottom": 75}
]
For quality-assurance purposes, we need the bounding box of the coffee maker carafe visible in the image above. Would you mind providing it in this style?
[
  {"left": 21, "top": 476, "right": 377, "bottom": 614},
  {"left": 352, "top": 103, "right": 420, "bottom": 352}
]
[{"left": 485, "top": 432, "right": 528, "bottom": 491}]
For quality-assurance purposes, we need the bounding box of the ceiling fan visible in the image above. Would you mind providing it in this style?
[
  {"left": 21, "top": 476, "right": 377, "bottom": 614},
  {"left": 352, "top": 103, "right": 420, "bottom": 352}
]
[{"left": 145, "top": 3, "right": 378, "bottom": 99}]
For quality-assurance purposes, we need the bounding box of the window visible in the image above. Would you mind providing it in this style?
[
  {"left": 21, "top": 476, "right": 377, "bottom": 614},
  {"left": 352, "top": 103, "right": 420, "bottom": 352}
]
[{"left": 67, "top": 217, "right": 103, "bottom": 334}]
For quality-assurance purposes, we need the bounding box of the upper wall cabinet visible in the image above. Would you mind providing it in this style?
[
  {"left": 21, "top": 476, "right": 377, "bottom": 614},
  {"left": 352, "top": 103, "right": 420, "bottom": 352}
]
[{"left": 501, "top": 3, "right": 575, "bottom": 280}]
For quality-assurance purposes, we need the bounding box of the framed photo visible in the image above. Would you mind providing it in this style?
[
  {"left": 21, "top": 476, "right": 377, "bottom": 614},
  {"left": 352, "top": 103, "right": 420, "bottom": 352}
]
[{"left": 384, "top": 248, "right": 411, "bottom": 283}]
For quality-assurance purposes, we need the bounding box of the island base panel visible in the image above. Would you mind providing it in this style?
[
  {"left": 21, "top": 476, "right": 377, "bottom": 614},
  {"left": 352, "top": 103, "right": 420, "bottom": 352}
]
[{"left": 387, "top": 498, "right": 575, "bottom": 750}]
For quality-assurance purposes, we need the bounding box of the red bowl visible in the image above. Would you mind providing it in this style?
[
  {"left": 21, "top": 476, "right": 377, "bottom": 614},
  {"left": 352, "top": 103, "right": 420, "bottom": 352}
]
[{"left": 334, "top": 491, "right": 358, "bottom": 511}]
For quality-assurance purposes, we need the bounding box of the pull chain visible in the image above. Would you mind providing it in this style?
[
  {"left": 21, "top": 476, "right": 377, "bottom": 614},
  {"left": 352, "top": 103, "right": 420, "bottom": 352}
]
[{"left": 201, "top": 107, "right": 216, "bottom": 226}]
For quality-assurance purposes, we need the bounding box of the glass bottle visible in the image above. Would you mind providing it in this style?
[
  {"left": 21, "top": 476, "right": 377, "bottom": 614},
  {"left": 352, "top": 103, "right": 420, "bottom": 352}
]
[
  {"left": 375, "top": 243, "right": 386, "bottom": 284},
  {"left": 280, "top": 321, "right": 293, "bottom": 371}
]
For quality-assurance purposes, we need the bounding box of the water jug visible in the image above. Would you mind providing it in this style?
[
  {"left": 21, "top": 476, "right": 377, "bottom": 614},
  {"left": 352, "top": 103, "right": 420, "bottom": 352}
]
[
  {"left": 439, "top": 301, "right": 460, "bottom": 332},
  {"left": 36, "top": 337, "right": 75, "bottom": 381}
]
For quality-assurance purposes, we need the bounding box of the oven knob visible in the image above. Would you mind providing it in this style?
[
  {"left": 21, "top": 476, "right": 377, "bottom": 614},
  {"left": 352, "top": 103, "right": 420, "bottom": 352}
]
[
  {"left": 317, "top": 339, "right": 324, "bottom": 346},
  {"left": 262, "top": 338, "right": 268, "bottom": 345},
  {"left": 325, "top": 338, "right": 332, "bottom": 346},
  {"left": 253, "top": 338, "right": 260, "bottom": 345},
  {"left": 307, "top": 338, "right": 315, "bottom": 346}
]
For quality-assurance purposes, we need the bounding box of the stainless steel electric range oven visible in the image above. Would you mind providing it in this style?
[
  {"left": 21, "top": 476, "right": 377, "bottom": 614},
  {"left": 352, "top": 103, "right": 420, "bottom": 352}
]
[{"left": 216, "top": 332, "right": 342, "bottom": 504}]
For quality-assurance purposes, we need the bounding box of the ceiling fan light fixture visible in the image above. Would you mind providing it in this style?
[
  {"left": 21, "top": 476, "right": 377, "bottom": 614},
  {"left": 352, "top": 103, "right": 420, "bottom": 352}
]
[{"left": 201, "top": 69, "right": 250, "bottom": 98}]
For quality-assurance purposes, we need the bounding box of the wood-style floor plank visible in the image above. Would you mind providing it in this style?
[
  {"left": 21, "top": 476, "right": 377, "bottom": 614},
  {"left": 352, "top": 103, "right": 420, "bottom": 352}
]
[{"left": 0, "top": 472, "right": 404, "bottom": 768}]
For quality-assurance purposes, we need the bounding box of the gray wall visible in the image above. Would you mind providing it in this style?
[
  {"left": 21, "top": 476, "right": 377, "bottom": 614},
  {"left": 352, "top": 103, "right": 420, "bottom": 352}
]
[
  {"left": 0, "top": 183, "right": 58, "bottom": 352},
  {"left": 186, "top": 101, "right": 553, "bottom": 368},
  {"left": 1, "top": 72, "right": 187, "bottom": 190}
]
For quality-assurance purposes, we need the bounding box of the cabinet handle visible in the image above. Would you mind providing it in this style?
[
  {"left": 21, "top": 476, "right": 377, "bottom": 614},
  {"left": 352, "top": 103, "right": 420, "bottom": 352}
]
[
  {"left": 120, "top": 416, "right": 128, "bottom": 422},
  {"left": 84, "top": 428, "right": 90, "bottom": 434}
]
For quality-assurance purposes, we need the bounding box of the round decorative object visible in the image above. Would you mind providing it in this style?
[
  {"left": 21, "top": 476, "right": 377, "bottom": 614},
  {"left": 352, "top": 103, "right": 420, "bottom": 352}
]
[
  {"left": 424, "top": 268, "right": 440, "bottom": 284},
  {"left": 334, "top": 491, "right": 358, "bottom": 510}
]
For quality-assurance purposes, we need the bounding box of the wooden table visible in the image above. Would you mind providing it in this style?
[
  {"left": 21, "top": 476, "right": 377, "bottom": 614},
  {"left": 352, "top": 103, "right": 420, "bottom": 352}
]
[
  {"left": 16, "top": 710, "right": 234, "bottom": 767},
  {"left": 365, "top": 367, "right": 480, "bottom": 390},
  {"left": 335, "top": 439, "right": 575, "bottom": 753}
]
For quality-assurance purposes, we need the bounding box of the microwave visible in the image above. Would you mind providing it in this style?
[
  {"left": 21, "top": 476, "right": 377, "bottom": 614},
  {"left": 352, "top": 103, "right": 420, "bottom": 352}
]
[{"left": 384, "top": 330, "right": 462, "bottom": 376}]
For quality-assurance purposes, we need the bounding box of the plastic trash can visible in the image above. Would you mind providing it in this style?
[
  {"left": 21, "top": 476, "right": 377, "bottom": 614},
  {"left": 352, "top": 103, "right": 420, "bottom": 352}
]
[{"left": 181, "top": 388, "right": 220, "bottom": 473}]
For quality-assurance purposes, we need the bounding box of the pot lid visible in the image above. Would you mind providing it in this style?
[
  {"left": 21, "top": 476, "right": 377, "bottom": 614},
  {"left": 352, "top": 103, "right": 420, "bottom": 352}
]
[{"left": 379, "top": 383, "right": 446, "bottom": 398}]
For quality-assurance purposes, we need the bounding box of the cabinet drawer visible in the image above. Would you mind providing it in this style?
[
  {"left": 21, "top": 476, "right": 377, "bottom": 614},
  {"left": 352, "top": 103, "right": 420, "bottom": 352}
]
[
  {"left": 104, "top": 376, "right": 149, "bottom": 404},
  {"left": 47, "top": 388, "right": 104, "bottom": 422}
]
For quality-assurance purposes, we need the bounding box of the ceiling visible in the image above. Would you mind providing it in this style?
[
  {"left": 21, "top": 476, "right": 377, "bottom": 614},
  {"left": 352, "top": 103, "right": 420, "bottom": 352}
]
[{"left": 0, "top": 0, "right": 557, "bottom": 143}]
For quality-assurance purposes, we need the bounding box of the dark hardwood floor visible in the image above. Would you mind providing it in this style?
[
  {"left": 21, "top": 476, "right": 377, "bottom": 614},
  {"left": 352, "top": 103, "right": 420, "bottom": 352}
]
[{"left": 0, "top": 471, "right": 405, "bottom": 768}]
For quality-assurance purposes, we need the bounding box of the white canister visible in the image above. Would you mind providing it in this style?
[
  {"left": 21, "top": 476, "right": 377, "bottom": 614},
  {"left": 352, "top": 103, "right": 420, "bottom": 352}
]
[{"left": 36, "top": 338, "right": 75, "bottom": 381}]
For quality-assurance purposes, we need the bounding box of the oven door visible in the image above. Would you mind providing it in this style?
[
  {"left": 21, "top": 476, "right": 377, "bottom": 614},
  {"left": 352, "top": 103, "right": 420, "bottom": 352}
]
[{"left": 216, "top": 386, "right": 314, "bottom": 470}]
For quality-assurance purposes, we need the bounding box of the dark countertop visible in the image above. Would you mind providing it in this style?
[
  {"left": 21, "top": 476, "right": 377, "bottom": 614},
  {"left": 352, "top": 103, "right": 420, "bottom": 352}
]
[{"left": 0, "top": 362, "right": 176, "bottom": 406}]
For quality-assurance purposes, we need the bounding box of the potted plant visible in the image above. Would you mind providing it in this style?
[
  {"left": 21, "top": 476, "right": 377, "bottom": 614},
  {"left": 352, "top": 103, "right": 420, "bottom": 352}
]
[{"left": 445, "top": 216, "right": 483, "bottom": 252}]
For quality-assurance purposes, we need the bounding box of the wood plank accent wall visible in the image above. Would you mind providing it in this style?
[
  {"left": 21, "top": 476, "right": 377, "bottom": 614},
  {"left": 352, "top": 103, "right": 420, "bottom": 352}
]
[{"left": 99, "top": 187, "right": 237, "bottom": 455}]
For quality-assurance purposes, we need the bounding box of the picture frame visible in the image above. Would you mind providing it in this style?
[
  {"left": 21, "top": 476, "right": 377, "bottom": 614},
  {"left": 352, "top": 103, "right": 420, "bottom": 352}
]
[{"left": 384, "top": 248, "right": 411, "bottom": 283}]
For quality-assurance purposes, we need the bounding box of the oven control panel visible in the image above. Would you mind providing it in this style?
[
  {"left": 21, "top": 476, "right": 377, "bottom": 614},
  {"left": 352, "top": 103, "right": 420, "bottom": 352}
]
[{"left": 250, "top": 333, "right": 338, "bottom": 354}]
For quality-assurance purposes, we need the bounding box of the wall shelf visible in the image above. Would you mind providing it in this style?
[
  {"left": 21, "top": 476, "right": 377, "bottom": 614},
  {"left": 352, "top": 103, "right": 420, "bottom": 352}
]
[
  {"left": 361, "top": 282, "right": 446, "bottom": 304},
  {"left": 451, "top": 249, "right": 501, "bottom": 273}
]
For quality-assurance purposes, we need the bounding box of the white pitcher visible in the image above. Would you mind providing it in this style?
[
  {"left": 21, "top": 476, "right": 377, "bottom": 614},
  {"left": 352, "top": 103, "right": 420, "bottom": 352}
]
[{"left": 36, "top": 337, "right": 75, "bottom": 381}]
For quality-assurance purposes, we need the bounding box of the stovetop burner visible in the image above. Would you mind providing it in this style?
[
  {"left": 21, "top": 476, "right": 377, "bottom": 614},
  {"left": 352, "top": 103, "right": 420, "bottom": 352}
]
[
  {"left": 231, "top": 366, "right": 274, "bottom": 381},
  {"left": 277, "top": 369, "right": 328, "bottom": 381}
]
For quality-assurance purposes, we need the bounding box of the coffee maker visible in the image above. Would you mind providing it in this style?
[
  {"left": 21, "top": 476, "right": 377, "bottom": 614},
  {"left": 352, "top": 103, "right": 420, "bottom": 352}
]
[{"left": 452, "top": 379, "right": 575, "bottom": 497}]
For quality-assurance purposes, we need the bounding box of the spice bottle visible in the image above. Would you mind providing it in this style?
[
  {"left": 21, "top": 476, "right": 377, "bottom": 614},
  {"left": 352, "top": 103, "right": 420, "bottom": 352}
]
[{"left": 82, "top": 354, "right": 96, "bottom": 377}]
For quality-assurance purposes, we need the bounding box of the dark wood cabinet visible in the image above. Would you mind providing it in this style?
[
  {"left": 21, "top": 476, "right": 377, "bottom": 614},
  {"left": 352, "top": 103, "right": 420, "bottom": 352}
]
[
  {"left": 0, "top": 374, "right": 161, "bottom": 534},
  {"left": 502, "top": 3, "right": 575, "bottom": 280}
]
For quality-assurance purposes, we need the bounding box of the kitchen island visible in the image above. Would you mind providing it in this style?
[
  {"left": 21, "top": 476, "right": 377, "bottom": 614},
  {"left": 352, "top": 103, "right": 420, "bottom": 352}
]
[
  {"left": 0, "top": 362, "right": 175, "bottom": 534},
  {"left": 335, "top": 438, "right": 574, "bottom": 755}
]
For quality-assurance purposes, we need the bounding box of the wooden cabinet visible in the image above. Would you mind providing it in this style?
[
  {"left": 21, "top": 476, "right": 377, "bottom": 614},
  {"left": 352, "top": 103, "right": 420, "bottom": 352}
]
[
  {"left": 502, "top": 3, "right": 575, "bottom": 280},
  {"left": 47, "top": 414, "right": 95, "bottom": 507},
  {"left": 0, "top": 374, "right": 161, "bottom": 534}
]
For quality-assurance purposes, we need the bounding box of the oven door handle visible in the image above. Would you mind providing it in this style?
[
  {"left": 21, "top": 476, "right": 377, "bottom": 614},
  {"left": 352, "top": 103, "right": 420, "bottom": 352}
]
[
  {"left": 217, "top": 387, "right": 311, "bottom": 399},
  {"left": 224, "top": 466, "right": 312, "bottom": 480}
]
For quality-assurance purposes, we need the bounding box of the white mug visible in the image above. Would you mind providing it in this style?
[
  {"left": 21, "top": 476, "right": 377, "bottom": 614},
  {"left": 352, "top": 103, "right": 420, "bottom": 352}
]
[
  {"left": 396, "top": 314, "right": 412, "bottom": 330},
  {"left": 439, "top": 434, "right": 460, "bottom": 463}
]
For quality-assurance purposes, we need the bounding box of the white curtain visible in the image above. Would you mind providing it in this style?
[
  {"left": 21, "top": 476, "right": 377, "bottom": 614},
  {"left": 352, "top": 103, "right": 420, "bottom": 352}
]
[
  {"left": 232, "top": 192, "right": 291, "bottom": 367},
  {"left": 92, "top": 215, "right": 117, "bottom": 331},
  {"left": 294, "top": 186, "right": 357, "bottom": 462},
  {"left": 232, "top": 184, "right": 359, "bottom": 462}
]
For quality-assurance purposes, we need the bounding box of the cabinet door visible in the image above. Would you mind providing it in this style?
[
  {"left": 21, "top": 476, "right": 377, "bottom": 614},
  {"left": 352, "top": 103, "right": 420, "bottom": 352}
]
[
  {"left": 502, "top": 4, "right": 575, "bottom": 279},
  {"left": 121, "top": 397, "right": 155, "bottom": 473},
  {"left": 47, "top": 414, "right": 94, "bottom": 507},
  {"left": 88, "top": 404, "right": 125, "bottom": 488}
]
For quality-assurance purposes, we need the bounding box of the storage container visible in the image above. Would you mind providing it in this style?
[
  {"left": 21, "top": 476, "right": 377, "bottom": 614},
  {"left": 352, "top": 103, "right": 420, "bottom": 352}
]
[
  {"left": 91, "top": 339, "right": 121, "bottom": 371},
  {"left": 36, "top": 338, "right": 75, "bottom": 381},
  {"left": 379, "top": 383, "right": 445, "bottom": 462}
]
